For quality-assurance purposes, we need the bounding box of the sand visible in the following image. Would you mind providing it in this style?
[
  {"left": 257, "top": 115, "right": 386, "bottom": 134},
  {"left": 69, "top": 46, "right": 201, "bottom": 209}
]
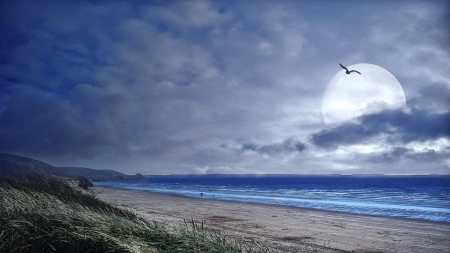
[{"left": 92, "top": 186, "right": 450, "bottom": 253}]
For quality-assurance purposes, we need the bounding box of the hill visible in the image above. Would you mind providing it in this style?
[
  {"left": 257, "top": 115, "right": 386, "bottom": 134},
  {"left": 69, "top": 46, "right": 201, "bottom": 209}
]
[
  {"left": 0, "top": 153, "right": 93, "bottom": 188},
  {"left": 59, "top": 167, "right": 146, "bottom": 181},
  {"left": 0, "top": 153, "right": 146, "bottom": 187}
]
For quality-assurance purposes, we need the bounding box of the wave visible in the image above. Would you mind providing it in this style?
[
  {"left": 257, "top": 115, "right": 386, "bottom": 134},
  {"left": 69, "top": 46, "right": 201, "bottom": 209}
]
[{"left": 94, "top": 175, "right": 450, "bottom": 223}]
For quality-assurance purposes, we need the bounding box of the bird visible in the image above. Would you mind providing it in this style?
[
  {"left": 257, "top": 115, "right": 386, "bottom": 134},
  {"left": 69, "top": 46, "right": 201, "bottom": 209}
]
[{"left": 339, "top": 63, "right": 361, "bottom": 75}]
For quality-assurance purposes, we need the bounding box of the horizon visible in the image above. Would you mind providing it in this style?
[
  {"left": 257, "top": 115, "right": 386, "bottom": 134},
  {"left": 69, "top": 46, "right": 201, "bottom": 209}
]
[
  {"left": 1, "top": 0, "right": 449, "bottom": 175},
  {"left": 4, "top": 150, "right": 450, "bottom": 177},
  {"left": 144, "top": 173, "right": 450, "bottom": 177},
  {"left": 5, "top": 151, "right": 450, "bottom": 177}
]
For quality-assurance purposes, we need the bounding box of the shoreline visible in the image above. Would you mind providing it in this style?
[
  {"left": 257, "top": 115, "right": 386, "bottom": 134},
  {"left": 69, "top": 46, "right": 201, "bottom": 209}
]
[
  {"left": 95, "top": 185, "right": 450, "bottom": 226},
  {"left": 92, "top": 186, "right": 450, "bottom": 253}
]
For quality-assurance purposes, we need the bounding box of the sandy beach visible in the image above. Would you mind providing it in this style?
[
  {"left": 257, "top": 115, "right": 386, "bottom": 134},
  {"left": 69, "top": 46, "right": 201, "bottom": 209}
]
[{"left": 92, "top": 186, "right": 450, "bottom": 253}]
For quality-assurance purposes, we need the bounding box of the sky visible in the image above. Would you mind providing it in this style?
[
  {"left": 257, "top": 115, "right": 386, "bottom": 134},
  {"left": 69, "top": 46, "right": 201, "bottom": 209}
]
[{"left": 1, "top": 0, "right": 449, "bottom": 175}]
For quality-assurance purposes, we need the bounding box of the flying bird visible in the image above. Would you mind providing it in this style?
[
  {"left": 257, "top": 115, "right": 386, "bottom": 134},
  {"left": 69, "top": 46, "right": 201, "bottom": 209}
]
[{"left": 340, "top": 63, "right": 361, "bottom": 75}]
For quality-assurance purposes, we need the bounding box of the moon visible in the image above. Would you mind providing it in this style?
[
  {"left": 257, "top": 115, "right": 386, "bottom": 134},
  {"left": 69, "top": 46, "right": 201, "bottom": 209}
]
[{"left": 322, "top": 63, "right": 406, "bottom": 126}]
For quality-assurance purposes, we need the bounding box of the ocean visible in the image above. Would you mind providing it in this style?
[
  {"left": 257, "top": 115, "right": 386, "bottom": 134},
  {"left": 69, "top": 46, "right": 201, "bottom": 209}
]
[{"left": 94, "top": 175, "right": 450, "bottom": 223}]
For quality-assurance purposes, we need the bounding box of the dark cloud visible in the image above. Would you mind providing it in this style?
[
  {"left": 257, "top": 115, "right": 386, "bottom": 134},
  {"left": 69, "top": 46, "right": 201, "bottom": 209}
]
[
  {"left": 241, "top": 139, "right": 307, "bottom": 155},
  {"left": 0, "top": 84, "right": 127, "bottom": 158},
  {"left": 409, "top": 83, "right": 450, "bottom": 111},
  {"left": 241, "top": 143, "right": 257, "bottom": 151},
  {"left": 311, "top": 109, "right": 450, "bottom": 149},
  {"left": 367, "top": 147, "right": 450, "bottom": 164}
]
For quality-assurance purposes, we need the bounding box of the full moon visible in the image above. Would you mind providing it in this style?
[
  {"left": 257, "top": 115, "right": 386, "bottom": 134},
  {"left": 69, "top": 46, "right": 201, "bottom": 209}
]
[{"left": 322, "top": 63, "right": 406, "bottom": 126}]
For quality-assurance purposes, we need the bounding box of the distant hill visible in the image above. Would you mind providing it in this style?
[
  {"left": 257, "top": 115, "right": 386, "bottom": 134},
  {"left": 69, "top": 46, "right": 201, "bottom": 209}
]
[
  {"left": 0, "top": 153, "right": 146, "bottom": 187},
  {"left": 59, "top": 167, "right": 146, "bottom": 181},
  {"left": 0, "top": 153, "right": 93, "bottom": 188}
]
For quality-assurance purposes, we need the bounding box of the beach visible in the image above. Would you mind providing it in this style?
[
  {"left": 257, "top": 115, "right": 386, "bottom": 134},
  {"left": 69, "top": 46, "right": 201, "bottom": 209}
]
[{"left": 92, "top": 186, "right": 450, "bottom": 253}]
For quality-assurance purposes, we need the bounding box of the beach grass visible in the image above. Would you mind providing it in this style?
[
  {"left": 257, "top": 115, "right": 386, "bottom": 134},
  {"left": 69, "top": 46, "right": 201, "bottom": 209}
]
[{"left": 0, "top": 176, "right": 268, "bottom": 253}]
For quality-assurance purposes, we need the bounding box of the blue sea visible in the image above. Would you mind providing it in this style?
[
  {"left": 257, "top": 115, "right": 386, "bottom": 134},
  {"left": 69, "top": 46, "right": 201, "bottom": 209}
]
[{"left": 94, "top": 175, "right": 450, "bottom": 223}]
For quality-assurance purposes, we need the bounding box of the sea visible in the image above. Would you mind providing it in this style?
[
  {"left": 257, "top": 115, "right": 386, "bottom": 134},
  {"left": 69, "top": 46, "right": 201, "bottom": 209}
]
[{"left": 93, "top": 175, "right": 450, "bottom": 223}]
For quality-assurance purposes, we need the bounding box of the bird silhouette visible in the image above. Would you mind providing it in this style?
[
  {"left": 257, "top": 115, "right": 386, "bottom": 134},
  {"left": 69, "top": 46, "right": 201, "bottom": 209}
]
[{"left": 339, "top": 63, "right": 361, "bottom": 75}]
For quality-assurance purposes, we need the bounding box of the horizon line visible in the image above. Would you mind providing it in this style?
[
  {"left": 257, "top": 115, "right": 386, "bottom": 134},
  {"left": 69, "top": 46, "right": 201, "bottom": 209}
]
[{"left": 144, "top": 173, "right": 449, "bottom": 177}]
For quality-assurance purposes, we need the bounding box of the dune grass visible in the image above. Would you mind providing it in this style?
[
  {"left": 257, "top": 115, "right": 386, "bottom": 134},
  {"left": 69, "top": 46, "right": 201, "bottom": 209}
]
[{"left": 0, "top": 177, "right": 268, "bottom": 253}]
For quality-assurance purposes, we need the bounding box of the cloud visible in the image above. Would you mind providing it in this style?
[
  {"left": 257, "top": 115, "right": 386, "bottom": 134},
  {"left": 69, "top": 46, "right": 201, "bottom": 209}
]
[
  {"left": 192, "top": 165, "right": 252, "bottom": 174},
  {"left": 409, "top": 83, "right": 450, "bottom": 112},
  {"left": 367, "top": 147, "right": 450, "bottom": 164},
  {"left": 311, "top": 109, "right": 450, "bottom": 149},
  {"left": 144, "top": 0, "right": 222, "bottom": 28},
  {"left": 0, "top": 83, "right": 127, "bottom": 158},
  {"left": 0, "top": 0, "right": 448, "bottom": 174},
  {"left": 241, "top": 139, "right": 307, "bottom": 155}
]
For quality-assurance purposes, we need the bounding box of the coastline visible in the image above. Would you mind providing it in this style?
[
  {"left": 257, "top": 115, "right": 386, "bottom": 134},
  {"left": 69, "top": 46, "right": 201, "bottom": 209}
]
[
  {"left": 92, "top": 186, "right": 450, "bottom": 253},
  {"left": 95, "top": 185, "right": 450, "bottom": 225}
]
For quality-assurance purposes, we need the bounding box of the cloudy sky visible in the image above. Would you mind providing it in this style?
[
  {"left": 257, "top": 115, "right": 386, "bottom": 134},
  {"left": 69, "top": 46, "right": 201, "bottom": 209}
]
[{"left": 1, "top": 0, "right": 449, "bottom": 175}]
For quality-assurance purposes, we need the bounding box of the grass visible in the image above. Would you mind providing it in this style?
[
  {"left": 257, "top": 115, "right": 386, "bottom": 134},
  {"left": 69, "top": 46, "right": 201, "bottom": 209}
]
[{"left": 0, "top": 176, "right": 268, "bottom": 253}]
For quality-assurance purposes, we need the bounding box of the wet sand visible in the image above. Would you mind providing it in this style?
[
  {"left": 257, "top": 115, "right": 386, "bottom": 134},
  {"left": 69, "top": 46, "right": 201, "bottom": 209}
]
[{"left": 92, "top": 186, "right": 450, "bottom": 253}]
